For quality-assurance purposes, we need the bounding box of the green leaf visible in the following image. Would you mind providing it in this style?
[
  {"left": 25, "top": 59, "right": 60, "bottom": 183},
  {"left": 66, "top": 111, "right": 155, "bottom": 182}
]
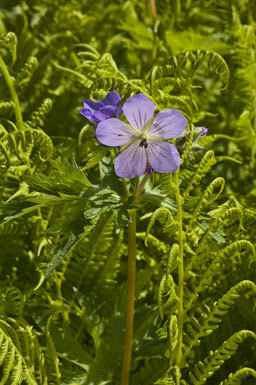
[
  {"left": 199, "top": 220, "right": 226, "bottom": 244},
  {"left": 45, "top": 231, "right": 88, "bottom": 279},
  {"left": 0, "top": 198, "right": 38, "bottom": 225},
  {"left": 81, "top": 147, "right": 109, "bottom": 170},
  {"left": 50, "top": 322, "right": 93, "bottom": 371}
]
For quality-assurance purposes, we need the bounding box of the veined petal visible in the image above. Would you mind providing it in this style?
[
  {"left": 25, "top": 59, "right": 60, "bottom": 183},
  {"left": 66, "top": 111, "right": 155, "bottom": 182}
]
[
  {"left": 83, "top": 99, "right": 104, "bottom": 110},
  {"left": 102, "top": 91, "right": 121, "bottom": 106},
  {"left": 78, "top": 107, "right": 93, "bottom": 120},
  {"left": 96, "top": 118, "right": 136, "bottom": 146},
  {"left": 147, "top": 140, "right": 181, "bottom": 173},
  {"left": 91, "top": 105, "right": 116, "bottom": 122},
  {"left": 114, "top": 140, "right": 147, "bottom": 178},
  {"left": 123, "top": 94, "right": 155, "bottom": 131},
  {"left": 150, "top": 109, "right": 187, "bottom": 139},
  {"left": 116, "top": 107, "right": 123, "bottom": 118}
]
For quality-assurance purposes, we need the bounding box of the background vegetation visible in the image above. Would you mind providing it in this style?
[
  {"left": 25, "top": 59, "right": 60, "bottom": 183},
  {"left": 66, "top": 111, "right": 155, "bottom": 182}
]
[{"left": 0, "top": 0, "right": 256, "bottom": 384}]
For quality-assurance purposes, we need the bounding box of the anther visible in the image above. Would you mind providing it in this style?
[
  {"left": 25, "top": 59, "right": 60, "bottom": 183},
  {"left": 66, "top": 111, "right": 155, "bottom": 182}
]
[{"left": 139, "top": 138, "right": 148, "bottom": 148}]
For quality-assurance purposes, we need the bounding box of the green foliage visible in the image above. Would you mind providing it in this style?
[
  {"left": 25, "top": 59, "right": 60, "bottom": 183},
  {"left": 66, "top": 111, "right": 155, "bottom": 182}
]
[{"left": 0, "top": 1, "right": 256, "bottom": 385}]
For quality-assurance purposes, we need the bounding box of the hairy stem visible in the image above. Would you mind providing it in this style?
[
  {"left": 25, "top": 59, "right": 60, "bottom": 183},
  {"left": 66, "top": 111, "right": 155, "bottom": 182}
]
[
  {"left": 149, "top": 0, "right": 157, "bottom": 23},
  {"left": 174, "top": 170, "right": 184, "bottom": 367},
  {"left": 122, "top": 178, "right": 130, "bottom": 198},
  {"left": 121, "top": 174, "right": 149, "bottom": 385},
  {"left": 121, "top": 208, "right": 137, "bottom": 385},
  {"left": 0, "top": 55, "right": 23, "bottom": 128},
  {"left": 135, "top": 174, "right": 150, "bottom": 203}
]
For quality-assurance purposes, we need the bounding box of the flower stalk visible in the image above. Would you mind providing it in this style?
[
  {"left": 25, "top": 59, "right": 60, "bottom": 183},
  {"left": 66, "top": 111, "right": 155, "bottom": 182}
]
[
  {"left": 0, "top": 55, "right": 23, "bottom": 128},
  {"left": 135, "top": 174, "right": 150, "bottom": 203},
  {"left": 121, "top": 174, "right": 150, "bottom": 385},
  {"left": 174, "top": 169, "right": 184, "bottom": 367},
  {"left": 121, "top": 208, "right": 137, "bottom": 385},
  {"left": 149, "top": 0, "right": 157, "bottom": 23}
]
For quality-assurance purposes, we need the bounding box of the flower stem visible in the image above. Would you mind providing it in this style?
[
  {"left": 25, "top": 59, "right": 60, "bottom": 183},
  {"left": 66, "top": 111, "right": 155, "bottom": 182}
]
[
  {"left": 122, "top": 178, "right": 130, "bottom": 198},
  {"left": 121, "top": 174, "right": 150, "bottom": 385},
  {"left": 149, "top": 0, "right": 157, "bottom": 23},
  {"left": 174, "top": 169, "right": 184, "bottom": 368},
  {"left": 0, "top": 55, "right": 23, "bottom": 128},
  {"left": 121, "top": 208, "right": 137, "bottom": 385},
  {"left": 135, "top": 174, "right": 150, "bottom": 204}
]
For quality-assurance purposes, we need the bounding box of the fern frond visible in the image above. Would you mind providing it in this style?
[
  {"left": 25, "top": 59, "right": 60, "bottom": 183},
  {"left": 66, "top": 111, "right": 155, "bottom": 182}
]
[
  {"left": 151, "top": 50, "right": 229, "bottom": 97},
  {"left": 45, "top": 317, "right": 61, "bottom": 385},
  {"left": 218, "top": 240, "right": 255, "bottom": 264},
  {"left": 136, "top": 232, "right": 170, "bottom": 257},
  {"left": 157, "top": 95, "right": 193, "bottom": 120},
  {"left": 183, "top": 150, "right": 215, "bottom": 200},
  {"left": 189, "top": 330, "right": 256, "bottom": 385},
  {"left": 0, "top": 101, "right": 14, "bottom": 114},
  {"left": 155, "top": 366, "right": 181, "bottom": 385},
  {"left": 4, "top": 287, "right": 24, "bottom": 317},
  {"left": 180, "top": 124, "right": 194, "bottom": 165},
  {"left": 62, "top": 212, "right": 115, "bottom": 296},
  {"left": 158, "top": 274, "right": 178, "bottom": 320},
  {"left": 191, "top": 207, "right": 244, "bottom": 262},
  {"left": 214, "top": 156, "right": 242, "bottom": 164},
  {"left": 217, "top": 206, "right": 244, "bottom": 229},
  {"left": 0, "top": 317, "right": 41, "bottom": 385},
  {"left": 166, "top": 244, "right": 179, "bottom": 276},
  {"left": 130, "top": 358, "right": 168, "bottom": 385},
  {"left": 0, "top": 220, "right": 27, "bottom": 236},
  {"left": 185, "top": 240, "right": 255, "bottom": 315},
  {"left": 183, "top": 280, "right": 256, "bottom": 361},
  {"left": 150, "top": 72, "right": 187, "bottom": 97},
  {"left": 187, "top": 177, "right": 225, "bottom": 230},
  {"left": 75, "top": 43, "right": 100, "bottom": 60},
  {"left": 158, "top": 174, "right": 174, "bottom": 196},
  {"left": 170, "top": 50, "right": 230, "bottom": 88},
  {"left": 219, "top": 367, "right": 256, "bottom": 385},
  {"left": 27, "top": 99, "right": 52, "bottom": 129},
  {"left": 168, "top": 315, "right": 178, "bottom": 354},
  {"left": 0, "top": 129, "right": 53, "bottom": 164},
  {"left": 90, "top": 77, "right": 151, "bottom": 100},
  {"left": 97, "top": 230, "right": 124, "bottom": 289},
  {"left": 16, "top": 57, "right": 38, "bottom": 86},
  {"left": 0, "top": 32, "right": 17, "bottom": 63},
  {"left": 145, "top": 208, "right": 178, "bottom": 246}
]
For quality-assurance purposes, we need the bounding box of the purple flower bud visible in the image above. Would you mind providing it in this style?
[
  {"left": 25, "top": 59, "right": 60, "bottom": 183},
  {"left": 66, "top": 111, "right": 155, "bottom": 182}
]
[
  {"left": 195, "top": 126, "right": 208, "bottom": 137},
  {"left": 146, "top": 163, "right": 153, "bottom": 175},
  {"left": 79, "top": 91, "right": 123, "bottom": 123}
]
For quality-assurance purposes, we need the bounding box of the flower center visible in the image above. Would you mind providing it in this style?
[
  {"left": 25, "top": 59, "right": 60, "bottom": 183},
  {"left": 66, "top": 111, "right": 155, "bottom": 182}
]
[{"left": 139, "top": 138, "right": 148, "bottom": 148}]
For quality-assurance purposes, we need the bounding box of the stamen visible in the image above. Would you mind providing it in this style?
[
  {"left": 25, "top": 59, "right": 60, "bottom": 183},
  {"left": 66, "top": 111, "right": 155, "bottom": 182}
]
[{"left": 139, "top": 138, "right": 148, "bottom": 148}]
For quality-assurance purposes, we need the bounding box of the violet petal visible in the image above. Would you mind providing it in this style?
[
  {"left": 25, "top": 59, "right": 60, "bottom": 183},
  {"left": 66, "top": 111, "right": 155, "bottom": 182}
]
[
  {"left": 147, "top": 140, "right": 181, "bottom": 173},
  {"left": 83, "top": 99, "right": 104, "bottom": 110},
  {"left": 79, "top": 108, "right": 93, "bottom": 120},
  {"left": 114, "top": 140, "right": 147, "bottom": 178},
  {"left": 103, "top": 91, "right": 121, "bottom": 106},
  {"left": 96, "top": 118, "right": 136, "bottom": 146},
  {"left": 116, "top": 107, "right": 123, "bottom": 118},
  {"left": 150, "top": 109, "right": 187, "bottom": 139},
  {"left": 91, "top": 105, "right": 116, "bottom": 122},
  {"left": 123, "top": 94, "right": 155, "bottom": 131}
]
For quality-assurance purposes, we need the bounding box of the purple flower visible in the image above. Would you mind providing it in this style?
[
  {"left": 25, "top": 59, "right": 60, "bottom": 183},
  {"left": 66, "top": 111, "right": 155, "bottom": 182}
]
[
  {"left": 96, "top": 94, "right": 187, "bottom": 178},
  {"left": 79, "top": 91, "right": 123, "bottom": 123}
]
